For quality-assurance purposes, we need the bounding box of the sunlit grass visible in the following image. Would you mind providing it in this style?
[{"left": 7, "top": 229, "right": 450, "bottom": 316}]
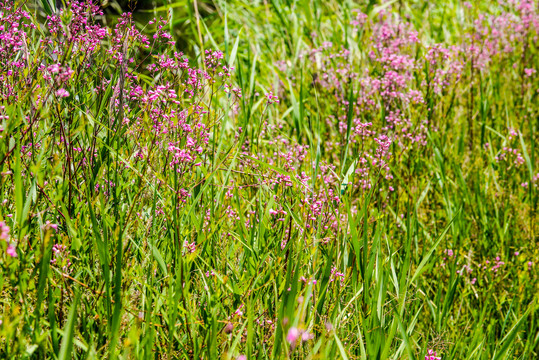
[{"left": 0, "top": 0, "right": 537, "bottom": 359}]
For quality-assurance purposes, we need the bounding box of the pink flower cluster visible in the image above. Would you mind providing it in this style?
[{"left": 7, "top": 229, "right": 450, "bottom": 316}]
[
  {"left": 425, "top": 349, "right": 441, "bottom": 360},
  {"left": 286, "top": 327, "right": 313, "bottom": 348},
  {"left": 51, "top": 244, "right": 72, "bottom": 272},
  {"left": 0, "top": 221, "right": 16, "bottom": 257}
]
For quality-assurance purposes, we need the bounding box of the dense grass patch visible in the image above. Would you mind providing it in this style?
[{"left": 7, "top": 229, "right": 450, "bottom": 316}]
[{"left": 0, "top": 0, "right": 537, "bottom": 358}]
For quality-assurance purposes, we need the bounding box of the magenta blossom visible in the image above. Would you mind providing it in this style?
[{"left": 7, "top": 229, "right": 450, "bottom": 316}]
[
  {"left": 0, "top": 221, "right": 9, "bottom": 241},
  {"left": 56, "top": 88, "right": 70, "bottom": 97},
  {"left": 425, "top": 349, "right": 441, "bottom": 360},
  {"left": 6, "top": 244, "right": 17, "bottom": 257},
  {"left": 286, "top": 327, "right": 300, "bottom": 345}
]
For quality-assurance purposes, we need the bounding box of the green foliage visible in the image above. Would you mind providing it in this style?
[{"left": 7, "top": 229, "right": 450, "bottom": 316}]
[{"left": 0, "top": 0, "right": 537, "bottom": 359}]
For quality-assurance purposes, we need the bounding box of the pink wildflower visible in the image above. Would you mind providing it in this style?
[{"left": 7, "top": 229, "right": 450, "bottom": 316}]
[
  {"left": 425, "top": 349, "right": 441, "bottom": 360},
  {"left": 56, "top": 88, "right": 69, "bottom": 97},
  {"left": 286, "top": 327, "right": 300, "bottom": 345},
  {"left": 0, "top": 221, "right": 9, "bottom": 241},
  {"left": 301, "top": 331, "right": 314, "bottom": 342},
  {"left": 6, "top": 244, "right": 17, "bottom": 257},
  {"left": 524, "top": 68, "right": 536, "bottom": 77}
]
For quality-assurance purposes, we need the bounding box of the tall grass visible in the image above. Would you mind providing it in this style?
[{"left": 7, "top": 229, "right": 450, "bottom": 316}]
[{"left": 0, "top": 0, "right": 537, "bottom": 359}]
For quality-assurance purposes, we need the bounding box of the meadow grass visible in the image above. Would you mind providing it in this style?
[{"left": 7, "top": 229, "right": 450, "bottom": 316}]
[{"left": 0, "top": 0, "right": 537, "bottom": 359}]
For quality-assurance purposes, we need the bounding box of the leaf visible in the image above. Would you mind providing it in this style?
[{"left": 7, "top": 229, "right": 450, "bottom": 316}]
[
  {"left": 228, "top": 28, "right": 242, "bottom": 69},
  {"left": 333, "top": 332, "right": 350, "bottom": 360},
  {"left": 410, "top": 209, "right": 460, "bottom": 284},
  {"left": 38, "top": 0, "right": 55, "bottom": 15},
  {"left": 341, "top": 159, "right": 356, "bottom": 195},
  {"left": 492, "top": 300, "right": 535, "bottom": 360},
  {"left": 58, "top": 289, "right": 81, "bottom": 360}
]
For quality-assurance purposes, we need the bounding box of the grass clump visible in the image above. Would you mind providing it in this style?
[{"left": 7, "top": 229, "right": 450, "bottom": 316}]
[{"left": 0, "top": 0, "right": 537, "bottom": 359}]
